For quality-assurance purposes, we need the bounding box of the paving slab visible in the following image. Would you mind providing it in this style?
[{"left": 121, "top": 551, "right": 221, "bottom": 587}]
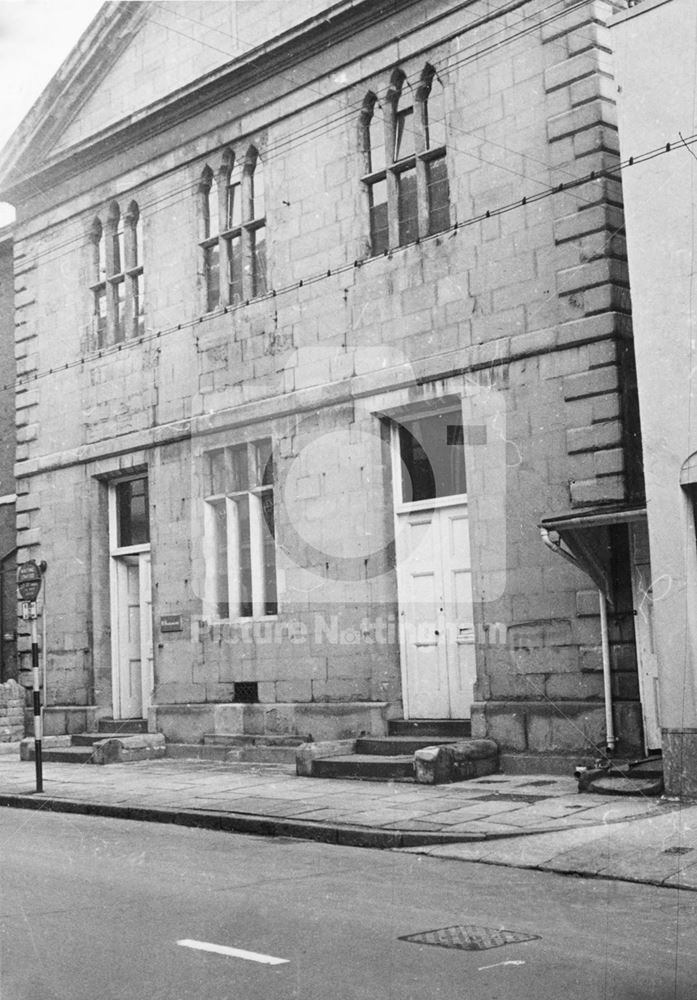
[
  {"left": 0, "top": 756, "right": 691, "bottom": 883},
  {"left": 405, "top": 803, "right": 697, "bottom": 890}
]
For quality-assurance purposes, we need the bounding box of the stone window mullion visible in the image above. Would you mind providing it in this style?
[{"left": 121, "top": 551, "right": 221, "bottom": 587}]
[
  {"left": 123, "top": 210, "right": 137, "bottom": 337},
  {"left": 415, "top": 156, "right": 430, "bottom": 238},
  {"left": 90, "top": 219, "right": 107, "bottom": 347},
  {"left": 241, "top": 166, "right": 254, "bottom": 300},
  {"left": 217, "top": 167, "right": 231, "bottom": 307},
  {"left": 384, "top": 97, "right": 400, "bottom": 249},
  {"left": 414, "top": 89, "right": 430, "bottom": 238},
  {"left": 105, "top": 217, "right": 119, "bottom": 349}
]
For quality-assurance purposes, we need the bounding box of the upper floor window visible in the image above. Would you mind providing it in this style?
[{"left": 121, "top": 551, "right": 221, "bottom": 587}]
[
  {"left": 199, "top": 167, "right": 220, "bottom": 313},
  {"left": 90, "top": 200, "right": 145, "bottom": 347},
  {"left": 397, "top": 410, "right": 466, "bottom": 505},
  {"left": 116, "top": 475, "right": 150, "bottom": 547},
  {"left": 90, "top": 218, "right": 107, "bottom": 341},
  {"left": 203, "top": 438, "right": 277, "bottom": 619},
  {"left": 361, "top": 65, "right": 449, "bottom": 256},
  {"left": 199, "top": 145, "right": 268, "bottom": 312}
]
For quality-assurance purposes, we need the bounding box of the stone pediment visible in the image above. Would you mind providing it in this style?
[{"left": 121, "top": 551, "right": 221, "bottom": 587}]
[{"left": 0, "top": 0, "right": 336, "bottom": 194}]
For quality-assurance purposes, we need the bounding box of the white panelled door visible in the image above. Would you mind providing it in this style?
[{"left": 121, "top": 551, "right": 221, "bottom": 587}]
[
  {"left": 112, "top": 552, "right": 153, "bottom": 720},
  {"left": 395, "top": 501, "right": 476, "bottom": 719}
]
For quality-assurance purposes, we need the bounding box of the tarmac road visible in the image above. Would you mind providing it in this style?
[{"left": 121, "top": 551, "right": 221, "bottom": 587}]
[{"left": 0, "top": 806, "right": 695, "bottom": 1000}]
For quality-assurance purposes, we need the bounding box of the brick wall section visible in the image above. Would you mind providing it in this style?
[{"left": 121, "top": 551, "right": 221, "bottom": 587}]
[{"left": 543, "top": 0, "right": 635, "bottom": 507}]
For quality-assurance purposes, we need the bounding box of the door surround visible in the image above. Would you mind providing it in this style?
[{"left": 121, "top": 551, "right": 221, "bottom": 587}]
[
  {"left": 389, "top": 410, "right": 476, "bottom": 719},
  {"left": 108, "top": 475, "right": 153, "bottom": 720}
]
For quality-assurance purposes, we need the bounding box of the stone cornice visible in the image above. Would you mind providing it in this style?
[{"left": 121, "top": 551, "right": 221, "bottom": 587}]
[
  {"left": 1, "top": 0, "right": 531, "bottom": 211},
  {"left": 0, "top": 0, "right": 418, "bottom": 204},
  {"left": 15, "top": 315, "right": 631, "bottom": 480}
]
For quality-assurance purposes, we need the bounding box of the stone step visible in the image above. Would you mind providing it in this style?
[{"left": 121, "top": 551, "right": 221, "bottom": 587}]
[
  {"left": 25, "top": 745, "right": 96, "bottom": 764},
  {"left": 166, "top": 743, "right": 232, "bottom": 761},
  {"left": 355, "top": 736, "right": 460, "bottom": 756},
  {"left": 311, "top": 753, "right": 415, "bottom": 781},
  {"left": 21, "top": 733, "right": 165, "bottom": 765},
  {"left": 203, "top": 733, "right": 306, "bottom": 748},
  {"left": 71, "top": 733, "right": 110, "bottom": 747},
  {"left": 98, "top": 718, "right": 148, "bottom": 734},
  {"left": 166, "top": 742, "right": 298, "bottom": 764},
  {"left": 387, "top": 719, "right": 471, "bottom": 738},
  {"left": 226, "top": 745, "right": 298, "bottom": 764}
]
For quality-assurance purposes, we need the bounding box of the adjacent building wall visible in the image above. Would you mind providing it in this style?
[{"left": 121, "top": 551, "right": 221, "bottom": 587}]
[
  {"left": 612, "top": 0, "right": 697, "bottom": 796},
  {"left": 0, "top": 227, "right": 17, "bottom": 684}
]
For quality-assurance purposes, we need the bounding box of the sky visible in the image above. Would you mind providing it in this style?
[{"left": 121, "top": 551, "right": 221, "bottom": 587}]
[{"left": 0, "top": 0, "right": 105, "bottom": 225}]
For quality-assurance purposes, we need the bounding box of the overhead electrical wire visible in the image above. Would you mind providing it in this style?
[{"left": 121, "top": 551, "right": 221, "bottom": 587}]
[
  {"left": 0, "top": 128, "right": 693, "bottom": 400},
  {"left": 7, "top": 0, "right": 606, "bottom": 273}
]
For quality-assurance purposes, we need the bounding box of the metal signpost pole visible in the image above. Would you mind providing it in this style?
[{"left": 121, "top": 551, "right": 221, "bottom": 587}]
[
  {"left": 17, "top": 560, "right": 44, "bottom": 794},
  {"left": 30, "top": 604, "right": 42, "bottom": 793}
]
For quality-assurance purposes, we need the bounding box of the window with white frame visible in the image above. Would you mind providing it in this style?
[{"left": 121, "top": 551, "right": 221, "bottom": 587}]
[
  {"left": 204, "top": 438, "right": 277, "bottom": 619},
  {"left": 90, "top": 200, "right": 145, "bottom": 346},
  {"left": 198, "top": 146, "right": 267, "bottom": 312},
  {"left": 361, "top": 65, "right": 449, "bottom": 256},
  {"left": 111, "top": 474, "right": 150, "bottom": 549}
]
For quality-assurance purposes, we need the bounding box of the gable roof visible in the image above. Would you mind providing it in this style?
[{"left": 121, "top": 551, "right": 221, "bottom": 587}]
[
  {"left": 0, "top": 0, "right": 410, "bottom": 208},
  {"left": 0, "top": 2, "right": 147, "bottom": 192}
]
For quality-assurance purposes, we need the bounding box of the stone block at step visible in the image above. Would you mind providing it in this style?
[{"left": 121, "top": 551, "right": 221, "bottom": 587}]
[
  {"left": 296, "top": 739, "right": 357, "bottom": 777},
  {"left": 414, "top": 739, "right": 499, "bottom": 785},
  {"left": 91, "top": 733, "right": 166, "bottom": 764}
]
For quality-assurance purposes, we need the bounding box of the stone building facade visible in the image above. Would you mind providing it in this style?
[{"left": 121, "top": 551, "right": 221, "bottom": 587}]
[
  {"left": 612, "top": 0, "right": 697, "bottom": 796},
  {"left": 0, "top": 0, "right": 651, "bottom": 768}
]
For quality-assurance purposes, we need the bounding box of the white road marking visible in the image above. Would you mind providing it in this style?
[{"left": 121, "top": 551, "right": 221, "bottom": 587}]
[
  {"left": 478, "top": 959, "right": 526, "bottom": 971},
  {"left": 177, "top": 939, "right": 289, "bottom": 965}
]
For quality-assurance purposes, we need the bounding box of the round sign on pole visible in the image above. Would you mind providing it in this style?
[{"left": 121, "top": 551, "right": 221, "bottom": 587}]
[{"left": 17, "top": 561, "right": 42, "bottom": 602}]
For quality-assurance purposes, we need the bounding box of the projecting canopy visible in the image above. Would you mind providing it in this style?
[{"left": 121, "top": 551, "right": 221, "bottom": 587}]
[{"left": 539, "top": 504, "right": 647, "bottom": 604}]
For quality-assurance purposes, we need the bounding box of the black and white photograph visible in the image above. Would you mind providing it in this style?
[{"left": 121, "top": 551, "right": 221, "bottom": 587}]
[{"left": 0, "top": 1, "right": 695, "bottom": 996}]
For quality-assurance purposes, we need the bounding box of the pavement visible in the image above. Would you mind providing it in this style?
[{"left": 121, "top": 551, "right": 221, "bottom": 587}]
[{"left": 1, "top": 747, "right": 697, "bottom": 892}]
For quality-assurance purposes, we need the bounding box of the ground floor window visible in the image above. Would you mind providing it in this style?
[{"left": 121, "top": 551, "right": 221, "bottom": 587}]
[{"left": 204, "top": 438, "right": 277, "bottom": 619}]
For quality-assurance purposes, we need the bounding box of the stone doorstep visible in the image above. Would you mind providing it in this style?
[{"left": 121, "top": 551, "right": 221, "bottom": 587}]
[
  {"left": 19, "top": 733, "right": 166, "bottom": 765},
  {"left": 165, "top": 741, "right": 298, "bottom": 765},
  {"left": 297, "top": 738, "right": 499, "bottom": 784},
  {"left": 202, "top": 733, "right": 306, "bottom": 747}
]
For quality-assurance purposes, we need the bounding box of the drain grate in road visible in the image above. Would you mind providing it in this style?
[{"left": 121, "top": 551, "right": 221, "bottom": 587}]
[
  {"left": 663, "top": 846, "right": 693, "bottom": 856},
  {"left": 399, "top": 924, "right": 540, "bottom": 951}
]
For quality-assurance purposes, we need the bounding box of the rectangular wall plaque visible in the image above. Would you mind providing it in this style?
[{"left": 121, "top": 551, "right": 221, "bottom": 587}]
[{"left": 160, "top": 614, "right": 183, "bottom": 633}]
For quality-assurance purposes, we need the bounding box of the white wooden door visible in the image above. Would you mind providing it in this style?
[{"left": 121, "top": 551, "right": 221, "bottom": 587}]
[
  {"left": 629, "top": 523, "right": 661, "bottom": 752},
  {"left": 395, "top": 502, "right": 475, "bottom": 719},
  {"left": 112, "top": 552, "right": 153, "bottom": 719}
]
